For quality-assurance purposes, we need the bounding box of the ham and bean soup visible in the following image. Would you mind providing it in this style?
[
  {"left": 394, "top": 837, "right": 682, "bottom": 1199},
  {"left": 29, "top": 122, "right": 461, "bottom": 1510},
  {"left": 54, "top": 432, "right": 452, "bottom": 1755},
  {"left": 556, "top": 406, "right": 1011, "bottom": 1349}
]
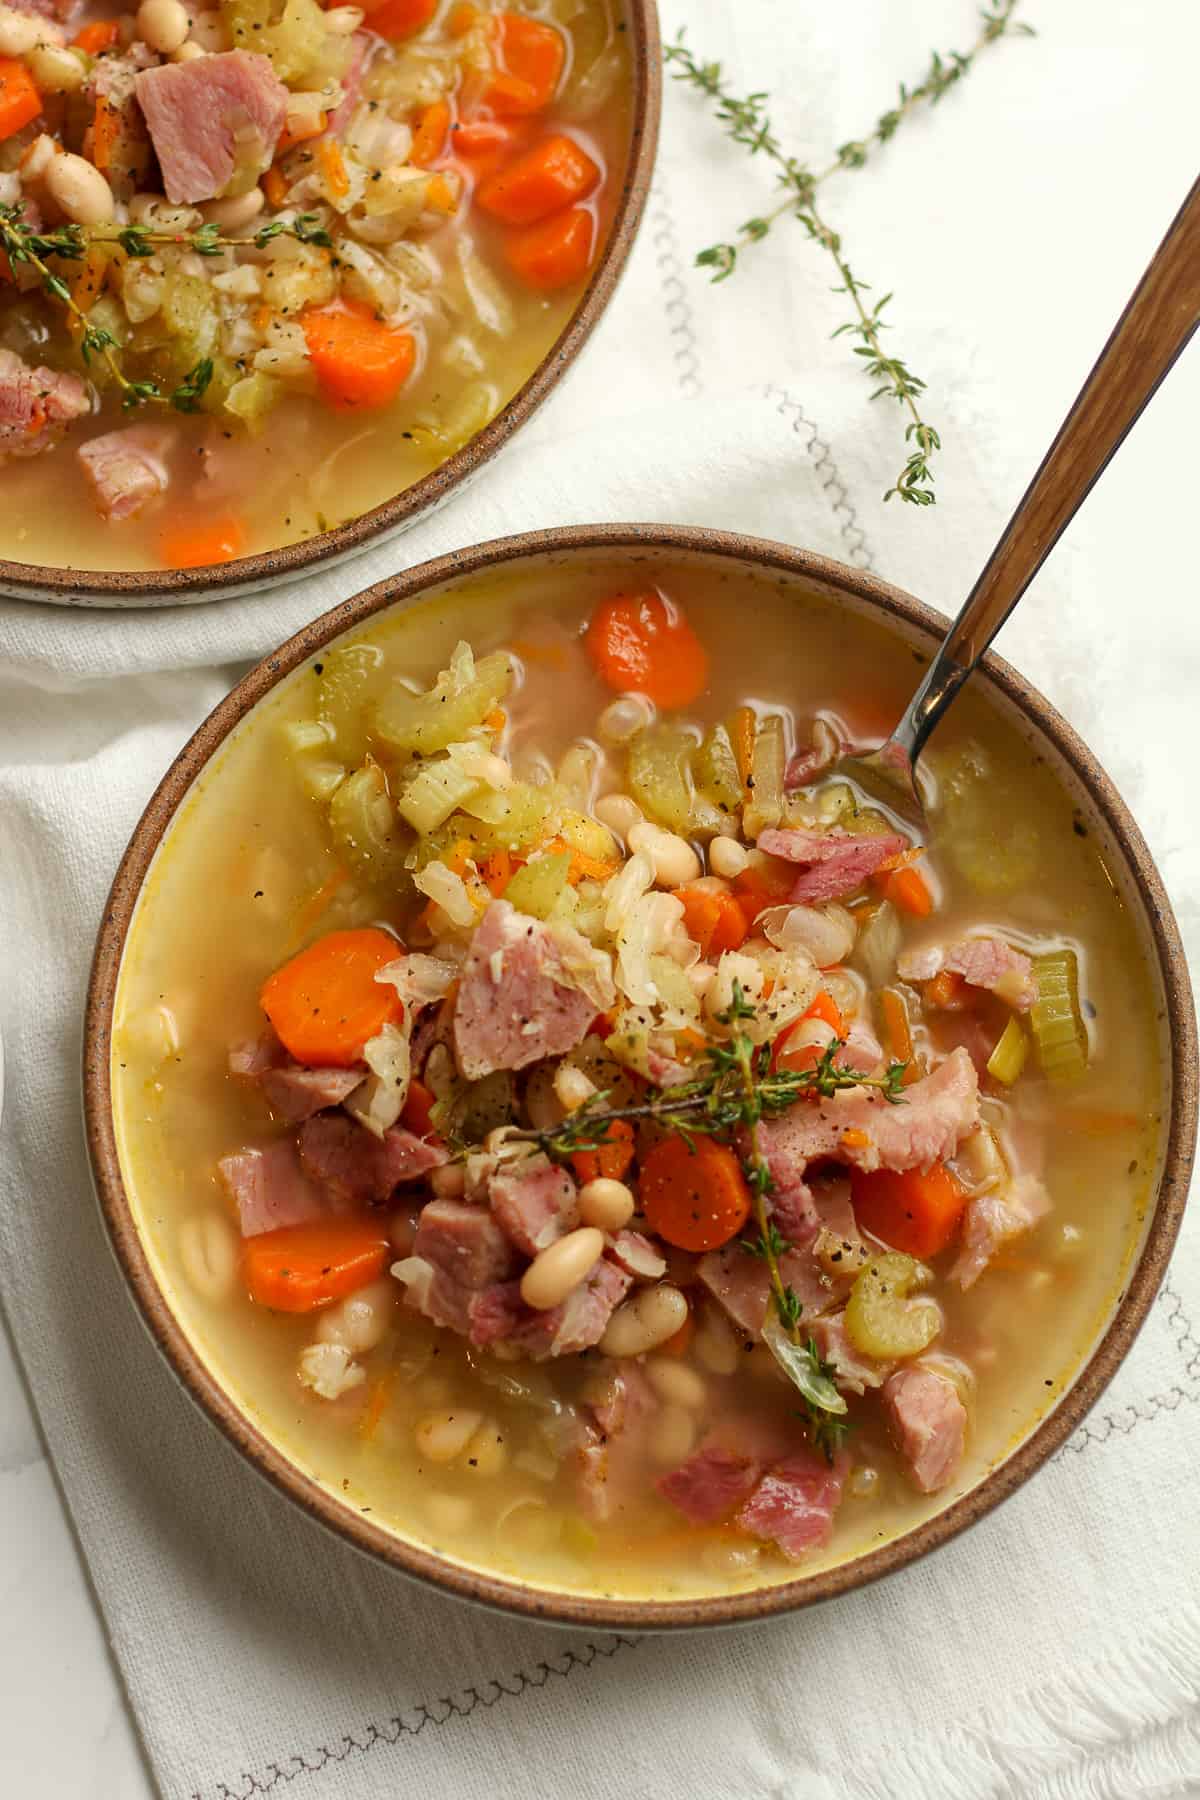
[
  {"left": 0, "top": 0, "right": 630, "bottom": 570},
  {"left": 112, "top": 562, "right": 1163, "bottom": 1597}
]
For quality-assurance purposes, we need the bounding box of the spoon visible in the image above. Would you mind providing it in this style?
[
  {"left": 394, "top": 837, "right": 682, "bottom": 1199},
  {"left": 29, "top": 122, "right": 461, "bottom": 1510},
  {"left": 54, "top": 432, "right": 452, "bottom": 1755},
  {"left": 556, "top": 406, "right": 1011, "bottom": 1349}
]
[{"left": 837, "top": 172, "right": 1200, "bottom": 817}]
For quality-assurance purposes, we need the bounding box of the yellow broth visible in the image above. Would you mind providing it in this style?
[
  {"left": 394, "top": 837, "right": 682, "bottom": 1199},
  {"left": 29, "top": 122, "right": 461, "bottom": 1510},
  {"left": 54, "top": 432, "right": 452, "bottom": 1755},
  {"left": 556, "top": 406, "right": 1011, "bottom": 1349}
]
[{"left": 111, "top": 559, "right": 1165, "bottom": 1598}]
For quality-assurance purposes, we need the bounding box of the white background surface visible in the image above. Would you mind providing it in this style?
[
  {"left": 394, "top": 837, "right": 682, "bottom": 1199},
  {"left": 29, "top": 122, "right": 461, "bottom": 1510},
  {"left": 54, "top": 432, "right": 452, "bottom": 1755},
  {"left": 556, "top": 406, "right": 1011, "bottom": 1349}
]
[{"left": 1, "top": 0, "right": 1197, "bottom": 1793}]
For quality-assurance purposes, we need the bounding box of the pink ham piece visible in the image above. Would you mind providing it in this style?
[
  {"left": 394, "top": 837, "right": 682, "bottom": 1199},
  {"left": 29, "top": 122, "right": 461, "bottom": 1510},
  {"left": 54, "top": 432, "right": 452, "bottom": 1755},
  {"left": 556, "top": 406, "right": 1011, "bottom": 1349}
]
[
  {"left": 757, "top": 826, "right": 908, "bottom": 904},
  {"left": 298, "top": 1112, "right": 446, "bottom": 1205},
  {"left": 78, "top": 426, "right": 171, "bottom": 522},
  {"left": 658, "top": 1441, "right": 764, "bottom": 1525},
  {"left": 605, "top": 1229, "right": 667, "bottom": 1281},
  {"left": 735, "top": 1451, "right": 848, "bottom": 1560},
  {"left": 950, "top": 1174, "right": 1051, "bottom": 1290},
  {"left": 488, "top": 1155, "right": 579, "bottom": 1255},
  {"left": 591, "top": 1362, "right": 657, "bottom": 1437},
  {"left": 506, "top": 1255, "right": 632, "bottom": 1360},
  {"left": 453, "top": 900, "right": 611, "bottom": 1080},
  {"left": 809, "top": 1310, "right": 892, "bottom": 1395},
  {"left": 579, "top": 1367, "right": 657, "bottom": 1522},
  {"left": 135, "top": 52, "right": 288, "bottom": 204},
  {"left": 231, "top": 1032, "right": 363, "bottom": 1122},
  {"left": 698, "top": 1240, "right": 838, "bottom": 1337},
  {"left": 898, "top": 934, "right": 1037, "bottom": 1010},
  {"left": 393, "top": 1198, "right": 519, "bottom": 1333},
  {"left": 0, "top": 349, "right": 88, "bottom": 460},
  {"left": 218, "top": 1140, "right": 326, "bottom": 1237},
  {"left": 883, "top": 1365, "right": 967, "bottom": 1493}
]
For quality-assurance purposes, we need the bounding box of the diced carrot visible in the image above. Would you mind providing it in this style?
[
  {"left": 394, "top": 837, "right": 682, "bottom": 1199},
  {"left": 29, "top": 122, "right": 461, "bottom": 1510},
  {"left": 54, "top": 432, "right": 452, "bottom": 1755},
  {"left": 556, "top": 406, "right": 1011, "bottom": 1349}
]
[
  {"left": 425, "top": 169, "right": 460, "bottom": 214},
  {"left": 728, "top": 705, "right": 756, "bottom": 798},
  {"left": 400, "top": 1077, "right": 437, "bottom": 1138},
  {"left": 301, "top": 301, "right": 416, "bottom": 411},
  {"left": 242, "top": 1217, "right": 391, "bottom": 1313},
  {"left": 483, "top": 707, "right": 507, "bottom": 731},
  {"left": 639, "top": 1135, "right": 752, "bottom": 1253},
  {"left": 571, "top": 1117, "right": 635, "bottom": 1186},
  {"left": 878, "top": 985, "right": 913, "bottom": 1062},
  {"left": 732, "top": 861, "right": 793, "bottom": 931},
  {"left": 803, "top": 990, "right": 846, "bottom": 1037},
  {"left": 477, "top": 131, "right": 600, "bottom": 225},
  {"left": 159, "top": 517, "right": 246, "bottom": 569},
  {"left": 276, "top": 111, "right": 327, "bottom": 155},
  {"left": 410, "top": 98, "right": 451, "bottom": 167},
  {"left": 479, "top": 847, "right": 513, "bottom": 895},
  {"left": 450, "top": 116, "right": 533, "bottom": 184},
  {"left": 317, "top": 137, "right": 349, "bottom": 199},
  {"left": 924, "top": 969, "right": 971, "bottom": 1011},
  {"left": 659, "top": 1308, "right": 695, "bottom": 1358},
  {"left": 771, "top": 994, "right": 845, "bottom": 1076},
  {"left": 850, "top": 1162, "right": 968, "bottom": 1260},
  {"left": 360, "top": 0, "right": 436, "bottom": 41},
  {"left": 481, "top": 12, "right": 565, "bottom": 116},
  {"left": 262, "top": 164, "right": 288, "bottom": 210},
  {"left": 540, "top": 835, "right": 617, "bottom": 885},
  {"left": 504, "top": 204, "right": 594, "bottom": 291},
  {"left": 448, "top": 1, "right": 480, "bottom": 33},
  {"left": 91, "top": 95, "right": 122, "bottom": 174},
  {"left": 673, "top": 886, "right": 748, "bottom": 959},
  {"left": 584, "top": 589, "right": 709, "bottom": 710},
  {"left": 875, "top": 862, "right": 933, "bottom": 917},
  {"left": 73, "top": 19, "right": 121, "bottom": 53},
  {"left": 260, "top": 926, "right": 403, "bottom": 1066},
  {"left": 840, "top": 1128, "right": 871, "bottom": 1151},
  {"left": 0, "top": 60, "right": 40, "bottom": 143}
]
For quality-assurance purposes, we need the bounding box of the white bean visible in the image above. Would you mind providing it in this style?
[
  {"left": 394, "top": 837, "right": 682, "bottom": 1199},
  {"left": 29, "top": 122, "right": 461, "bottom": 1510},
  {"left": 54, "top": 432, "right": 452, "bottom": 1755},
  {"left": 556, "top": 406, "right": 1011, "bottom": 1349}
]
[
  {"left": 324, "top": 4, "right": 364, "bottom": 30},
  {"left": 627, "top": 822, "right": 701, "bottom": 888},
  {"left": 762, "top": 902, "right": 855, "bottom": 969},
  {"left": 594, "top": 792, "right": 642, "bottom": 837},
  {"left": 694, "top": 1308, "right": 741, "bottom": 1376},
  {"left": 136, "top": 0, "right": 189, "bottom": 53},
  {"left": 577, "top": 1177, "right": 635, "bottom": 1232},
  {"left": 172, "top": 39, "right": 206, "bottom": 59},
  {"left": 202, "top": 186, "right": 264, "bottom": 231},
  {"left": 0, "top": 7, "right": 40, "bottom": 54},
  {"left": 20, "top": 134, "right": 57, "bottom": 183},
  {"left": 645, "top": 1358, "right": 707, "bottom": 1410},
  {"left": 314, "top": 1278, "right": 393, "bottom": 1353},
  {"left": 709, "top": 835, "right": 749, "bottom": 879},
  {"left": 414, "top": 1408, "right": 482, "bottom": 1463},
  {"left": 554, "top": 1063, "right": 596, "bottom": 1113},
  {"left": 178, "top": 1212, "right": 238, "bottom": 1304},
  {"left": 28, "top": 41, "right": 86, "bottom": 94},
  {"left": 598, "top": 694, "right": 654, "bottom": 744},
  {"left": 600, "top": 1282, "right": 688, "bottom": 1357},
  {"left": 651, "top": 1403, "right": 696, "bottom": 1466},
  {"left": 45, "top": 152, "right": 114, "bottom": 225},
  {"left": 520, "top": 1227, "right": 604, "bottom": 1311}
]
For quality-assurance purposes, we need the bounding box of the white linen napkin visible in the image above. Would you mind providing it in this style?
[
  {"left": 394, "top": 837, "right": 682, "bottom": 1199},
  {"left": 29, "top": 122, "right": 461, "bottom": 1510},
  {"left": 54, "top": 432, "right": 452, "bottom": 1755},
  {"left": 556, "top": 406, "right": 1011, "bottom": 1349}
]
[{"left": 2, "top": 1, "right": 1199, "bottom": 1796}]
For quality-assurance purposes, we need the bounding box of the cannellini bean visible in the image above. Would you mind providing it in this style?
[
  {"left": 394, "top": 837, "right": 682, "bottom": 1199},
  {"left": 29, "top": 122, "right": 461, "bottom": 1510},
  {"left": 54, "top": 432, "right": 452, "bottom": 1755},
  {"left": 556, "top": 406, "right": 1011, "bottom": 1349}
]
[
  {"left": 463, "top": 1418, "right": 507, "bottom": 1476},
  {"left": 594, "top": 792, "right": 643, "bottom": 837},
  {"left": 761, "top": 901, "right": 856, "bottom": 969},
  {"left": 598, "top": 694, "right": 654, "bottom": 744},
  {"left": 415, "top": 1408, "right": 483, "bottom": 1463},
  {"left": 314, "top": 1278, "right": 393, "bottom": 1353},
  {"left": 45, "top": 152, "right": 114, "bottom": 225},
  {"left": 27, "top": 42, "right": 86, "bottom": 94},
  {"left": 520, "top": 1227, "right": 604, "bottom": 1311},
  {"left": 645, "top": 1358, "right": 707, "bottom": 1410},
  {"left": 554, "top": 1062, "right": 596, "bottom": 1113},
  {"left": 173, "top": 40, "right": 206, "bottom": 59},
  {"left": 600, "top": 1282, "right": 689, "bottom": 1357},
  {"left": 694, "top": 1308, "right": 740, "bottom": 1376},
  {"left": 577, "top": 1177, "right": 635, "bottom": 1232},
  {"left": 651, "top": 1403, "right": 697, "bottom": 1466},
  {"left": 136, "top": 0, "right": 189, "bottom": 54},
  {"left": 709, "top": 835, "right": 749, "bottom": 879},
  {"left": 627, "top": 821, "right": 701, "bottom": 888},
  {"left": 178, "top": 1212, "right": 238, "bottom": 1304},
  {"left": 430, "top": 1162, "right": 466, "bottom": 1199},
  {"left": 20, "top": 134, "right": 57, "bottom": 183},
  {"left": 0, "top": 7, "right": 41, "bottom": 54},
  {"left": 202, "top": 186, "right": 265, "bottom": 231},
  {"left": 324, "top": 4, "right": 364, "bottom": 30}
]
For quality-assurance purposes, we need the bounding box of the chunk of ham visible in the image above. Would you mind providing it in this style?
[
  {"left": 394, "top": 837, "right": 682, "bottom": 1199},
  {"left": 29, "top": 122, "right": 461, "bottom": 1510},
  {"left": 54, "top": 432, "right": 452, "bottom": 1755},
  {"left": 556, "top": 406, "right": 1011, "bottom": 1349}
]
[
  {"left": 393, "top": 1198, "right": 519, "bottom": 1333},
  {"left": 88, "top": 47, "right": 156, "bottom": 198},
  {"left": 135, "top": 52, "right": 288, "bottom": 204},
  {"left": 757, "top": 826, "right": 908, "bottom": 904},
  {"left": 508, "top": 1256, "right": 633, "bottom": 1360},
  {"left": 950, "top": 1174, "right": 1051, "bottom": 1289},
  {"left": 453, "top": 901, "right": 612, "bottom": 1079},
  {"left": 591, "top": 1362, "right": 657, "bottom": 1437},
  {"left": 298, "top": 1113, "right": 446, "bottom": 1205},
  {"left": 488, "top": 1155, "right": 579, "bottom": 1255},
  {"left": 735, "top": 1451, "right": 848, "bottom": 1560},
  {"left": 657, "top": 1440, "right": 764, "bottom": 1525},
  {"left": 230, "top": 1034, "right": 364, "bottom": 1123},
  {"left": 809, "top": 1310, "right": 892, "bottom": 1395},
  {"left": 698, "top": 1240, "right": 838, "bottom": 1336},
  {"left": 898, "top": 935, "right": 1037, "bottom": 1010},
  {"left": 605, "top": 1229, "right": 667, "bottom": 1281},
  {"left": 78, "top": 426, "right": 171, "bottom": 522},
  {"left": 0, "top": 349, "right": 89, "bottom": 461},
  {"left": 883, "top": 1365, "right": 966, "bottom": 1493},
  {"left": 218, "top": 1140, "right": 326, "bottom": 1237}
]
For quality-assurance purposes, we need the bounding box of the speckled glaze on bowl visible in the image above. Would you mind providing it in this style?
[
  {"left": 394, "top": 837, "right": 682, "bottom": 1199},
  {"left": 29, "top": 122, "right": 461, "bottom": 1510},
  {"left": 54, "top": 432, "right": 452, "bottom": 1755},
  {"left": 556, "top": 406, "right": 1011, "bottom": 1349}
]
[
  {"left": 0, "top": 9, "right": 661, "bottom": 610},
  {"left": 83, "top": 525, "right": 1197, "bottom": 1628}
]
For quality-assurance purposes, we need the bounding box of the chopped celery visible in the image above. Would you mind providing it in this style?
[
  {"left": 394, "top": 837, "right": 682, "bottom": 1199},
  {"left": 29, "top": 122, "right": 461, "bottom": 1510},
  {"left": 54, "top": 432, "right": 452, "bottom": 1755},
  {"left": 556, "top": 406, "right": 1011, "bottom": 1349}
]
[
  {"left": 628, "top": 726, "right": 696, "bottom": 835},
  {"left": 299, "top": 760, "right": 346, "bottom": 802},
  {"left": 845, "top": 1253, "right": 941, "bottom": 1359},
  {"left": 558, "top": 807, "right": 617, "bottom": 866},
  {"left": 224, "top": 370, "right": 282, "bottom": 436},
  {"left": 329, "top": 763, "right": 411, "bottom": 884},
  {"left": 396, "top": 758, "right": 481, "bottom": 835},
  {"left": 743, "top": 714, "right": 786, "bottom": 840},
  {"left": 694, "top": 723, "right": 743, "bottom": 818},
  {"left": 1030, "top": 949, "right": 1089, "bottom": 1082},
  {"left": 375, "top": 648, "right": 513, "bottom": 756},
  {"left": 503, "top": 852, "right": 572, "bottom": 920},
  {"left": 281, "top": 718, "right": 336, "bottom": 755},
  {"left": 986, "top": 1015, "right": 1029, "bottom": 1086},
  {"left": 316, "top": 642, "right": 388, "bottom": 765},
  {"left": 458, "top": 780, "right": 553, "bottom": 851}
]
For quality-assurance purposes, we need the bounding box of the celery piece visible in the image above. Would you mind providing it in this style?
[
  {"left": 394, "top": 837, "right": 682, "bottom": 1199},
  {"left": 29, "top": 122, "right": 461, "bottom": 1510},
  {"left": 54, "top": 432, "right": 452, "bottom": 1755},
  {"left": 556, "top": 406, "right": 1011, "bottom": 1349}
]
[
  {"left": 1030, "top": 949, "right": 1089, "bottom": 1082},
  {"left": 329, "top": 763, "right": 411, "bottom": 884},
  {"left": 694, "top": 723, "right": 743, "bottom": 818},
  {"left": 986, "top": 1015, "right": 1029, "bottom": 1086},
  {"left": 503, "top": 852, "right": 572, "bottom": 920},
  {"left": 375, "top": 649, "right": 512, "bottom": 756},
  {"left": 281, "top": 718, "right": 335, "bottom": 756},
  {"left": 557, "top": 807, "right": 617, "bottom": 866},
  {"left": 316, "top": 641, "right": 387, "bottom": 764},
  {"left": 628, "top": 726, "right": 696, "bottom": 835},
  {"left": 459, "top": 780, "right": 553, "bottom": 852},
  {"left": 743, "top": 714, "right": 786, "bottom": 840},
  {"left": 396, "top": 758, "right": 482, "bottom": 835},
  {"left": 845, "top": 1253, "right": 941, "bottom": 1359},
  {"left": 224, "top": 370, "right": 282, "bottom": 436}
]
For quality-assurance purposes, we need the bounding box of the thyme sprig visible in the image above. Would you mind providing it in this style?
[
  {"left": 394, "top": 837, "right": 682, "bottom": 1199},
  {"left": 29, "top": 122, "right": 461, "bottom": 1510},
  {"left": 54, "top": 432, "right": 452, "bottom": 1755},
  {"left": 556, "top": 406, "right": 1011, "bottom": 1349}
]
[{"left": 664, "top": 2, "right": 1033, "bottom": 505}]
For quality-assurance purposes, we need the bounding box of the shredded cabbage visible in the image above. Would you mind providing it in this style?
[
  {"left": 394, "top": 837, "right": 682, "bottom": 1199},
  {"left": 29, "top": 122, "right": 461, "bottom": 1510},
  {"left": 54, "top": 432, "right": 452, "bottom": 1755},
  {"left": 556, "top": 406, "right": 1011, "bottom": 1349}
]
[
  {"left": 414, "top": 859, "right": 478, "bottom": 928},
  {"left": 345, "top": 1022, "right": 411, "bottom": 1138},
  {"left": 615, "top": 891, "right": 688, "bottom": 1007}
]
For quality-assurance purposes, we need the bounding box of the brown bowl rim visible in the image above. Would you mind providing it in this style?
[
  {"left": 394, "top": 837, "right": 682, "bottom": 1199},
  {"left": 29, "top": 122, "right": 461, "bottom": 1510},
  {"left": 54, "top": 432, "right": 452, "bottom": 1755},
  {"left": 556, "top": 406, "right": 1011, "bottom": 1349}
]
[
  {"left": 83, "top": 523, "right": 1198, "bottom": 1629},
  {"left": 0, "top": 9, "right": 661, "bottom": 606}
]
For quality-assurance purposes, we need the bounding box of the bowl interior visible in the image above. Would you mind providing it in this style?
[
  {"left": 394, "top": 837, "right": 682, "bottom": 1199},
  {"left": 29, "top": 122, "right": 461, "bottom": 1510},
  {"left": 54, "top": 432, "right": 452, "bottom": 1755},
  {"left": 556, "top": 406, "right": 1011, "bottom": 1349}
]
[{"left": 85, "top": 527, "right": 1197, "bottom": 1627}]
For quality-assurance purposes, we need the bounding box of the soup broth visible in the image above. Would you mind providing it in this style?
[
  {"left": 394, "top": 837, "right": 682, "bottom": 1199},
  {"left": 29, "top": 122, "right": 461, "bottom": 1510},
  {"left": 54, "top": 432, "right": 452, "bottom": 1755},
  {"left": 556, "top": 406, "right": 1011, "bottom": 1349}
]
[{"left": 111, "top": 558, "right": 1164, "bottom": 1599}]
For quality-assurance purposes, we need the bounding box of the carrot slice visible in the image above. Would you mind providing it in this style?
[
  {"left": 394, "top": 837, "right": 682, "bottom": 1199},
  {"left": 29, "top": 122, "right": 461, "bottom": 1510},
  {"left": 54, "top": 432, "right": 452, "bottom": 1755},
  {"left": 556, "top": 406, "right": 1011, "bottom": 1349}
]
[
  {"left": 803, "top": 989, "right": 846, "bottom": 1037},
  {"left": 451, "top": 117, "right": 533, "bottom": 184},
  {"left": 482, "top": 12, "right": 565, "bottom": 116},
  {"left": 875, "top": 862, "right": 933, "bottom": 917},
  {"left": 73, "top": 19, "right": 121, "bottom": 53},
  {"left": 923, "top": 969, "right": 971, "bottom": 1011},
  {"left": 260, "top": 926, "right": 403, "bottom": 1067},
  {"left": 771, "top": 992, "right": 846, "bottom": 1075},
  {"left": 159, "top": 516, "right": 246, "bottom": 569},
  {"left": 639, "top": 1135, "right": 752, "bottom": 1253},
  {"left": 0, "top": 61, "right": 41, "bottom": 142},
  {"left": 878, "top": 986, "right": 913, "bottom": 1062},
  {"left": 503, "top": 204, "right": 594, "bottom": 291},
  {"left": 400, "top": 1076, "right": 437, "bottom": 1138},
  {"left": 262, "top": 164, "right": 288, "bottom": 210},
  {"left": 317, "top": 137, "right": 349, "bottom": 199},
  {"left": 410, "top": 98, "right": 451, "bottom": 168},
  {"left": 732, "top": 861, "right": 793, "bottom": 931},
  {"left": 728, "top": 705, "right": 756, "bottom": 799},
  {"left": 477, "top": 131, "right": 600, "bottom": 225},
  {"left": 673, "top": 886, "right": 748, "bottom": 958},
  {"left": 850, "top": 1162, "right": 968, "bottom": 1260},
  {"left": 571, "top": 1117, "right": 635, "bottom": 1186},
  {"left": 584, "top": 590, "right": 709, "bottom": 711},
  {"left": 301, "top": 301, "right": 416, "bottom": 411},
  {"left": 360, "top": 0, "right": 436, "bottom": 41},
  {"left": 242, "top": 1218, "right": 391, "bottom": 1313}
]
